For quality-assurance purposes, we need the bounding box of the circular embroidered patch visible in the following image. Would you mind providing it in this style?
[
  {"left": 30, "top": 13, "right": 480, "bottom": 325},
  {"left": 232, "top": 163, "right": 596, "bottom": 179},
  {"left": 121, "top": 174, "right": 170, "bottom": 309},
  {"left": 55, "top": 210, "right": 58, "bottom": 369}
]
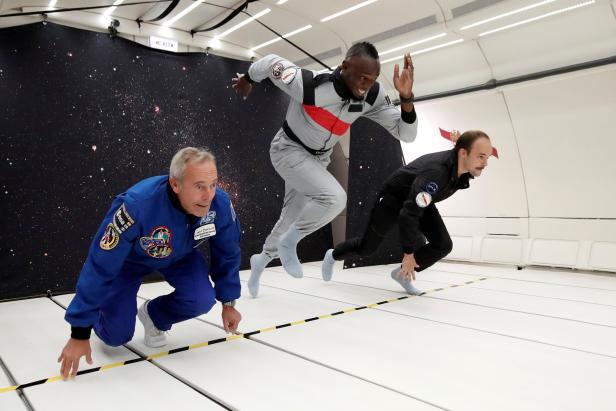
[
  {"left": 426, "top": 181, "right": 439, "bottom": 194},
  {"left": 271, "top": 62, "right": 284, "bottom": 79},
  {"left": 140, "top": 226, "right": 173, "bottom": 258},
  {"left": 100, "top": 223, "right": 120, "bottom": 250},
  {"left": 415, "top": 192, "right": 432, "bottom": 208}
]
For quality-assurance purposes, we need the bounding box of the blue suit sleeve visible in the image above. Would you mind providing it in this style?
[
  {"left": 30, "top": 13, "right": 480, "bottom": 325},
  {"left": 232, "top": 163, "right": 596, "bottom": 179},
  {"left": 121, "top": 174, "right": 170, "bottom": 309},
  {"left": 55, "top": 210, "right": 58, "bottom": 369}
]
[
  {"left": 65, "top": 198, "right": 139, "bottom": 328},
  {"left": 209, "top": 201, "right": 241, "bottom": 303}
]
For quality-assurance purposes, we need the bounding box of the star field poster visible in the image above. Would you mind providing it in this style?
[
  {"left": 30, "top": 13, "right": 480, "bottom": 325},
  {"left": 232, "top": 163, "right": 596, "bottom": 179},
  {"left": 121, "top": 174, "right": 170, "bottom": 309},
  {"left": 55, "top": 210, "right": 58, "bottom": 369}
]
[
  {"left": 344, "top": 117, "right": 406, "bottom": 269},
  {"left": 0, "top": 22, "right": 332, "bottom": 300}
]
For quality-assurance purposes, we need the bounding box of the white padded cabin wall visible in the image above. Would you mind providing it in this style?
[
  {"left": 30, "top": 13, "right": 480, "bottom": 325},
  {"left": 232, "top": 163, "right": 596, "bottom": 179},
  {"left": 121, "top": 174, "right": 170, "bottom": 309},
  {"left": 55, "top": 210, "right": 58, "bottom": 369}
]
[
  {"left": 504, "top": 65, "right": 616, "bottom": 271},
  {"left": 402, "top": 65, "right": 616, "bottom": 272},
  {"left": 503, "top": 65, "right": 616, "bottom": 219}
]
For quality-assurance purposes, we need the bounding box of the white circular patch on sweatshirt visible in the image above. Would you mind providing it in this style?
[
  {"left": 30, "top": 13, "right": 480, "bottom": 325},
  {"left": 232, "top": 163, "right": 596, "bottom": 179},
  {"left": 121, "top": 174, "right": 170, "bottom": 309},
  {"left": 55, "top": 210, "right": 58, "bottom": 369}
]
[{"left": 415, "top": 192, "right": 432, "bottom": 208}]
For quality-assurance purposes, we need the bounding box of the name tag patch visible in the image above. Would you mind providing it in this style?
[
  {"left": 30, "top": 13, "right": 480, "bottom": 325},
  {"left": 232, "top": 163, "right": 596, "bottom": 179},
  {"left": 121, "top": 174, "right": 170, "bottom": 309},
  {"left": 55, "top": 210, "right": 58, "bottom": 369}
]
[
  {"left": 194, "top": 224, "right": 216, "bottom": 240},
  {"left": 113, "top": 203, "right": 134, "bottom": 233}
]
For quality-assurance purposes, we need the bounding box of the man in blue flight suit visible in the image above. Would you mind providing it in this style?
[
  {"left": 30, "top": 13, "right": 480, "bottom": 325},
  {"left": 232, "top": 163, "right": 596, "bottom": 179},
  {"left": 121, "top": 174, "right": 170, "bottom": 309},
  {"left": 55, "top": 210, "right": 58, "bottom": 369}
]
[{"left": 57, "top": 147, "right": 242, "bottom": 379}]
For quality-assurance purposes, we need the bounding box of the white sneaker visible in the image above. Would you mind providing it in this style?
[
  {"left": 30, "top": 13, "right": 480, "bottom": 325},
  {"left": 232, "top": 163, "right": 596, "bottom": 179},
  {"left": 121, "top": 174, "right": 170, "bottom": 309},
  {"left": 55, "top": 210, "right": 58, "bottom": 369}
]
[
  {"left": 138, "top": 300, "right": 167, "bottom": 348},
  {"left": 390, "top": 268, "right": 423, "bottom": 296}
]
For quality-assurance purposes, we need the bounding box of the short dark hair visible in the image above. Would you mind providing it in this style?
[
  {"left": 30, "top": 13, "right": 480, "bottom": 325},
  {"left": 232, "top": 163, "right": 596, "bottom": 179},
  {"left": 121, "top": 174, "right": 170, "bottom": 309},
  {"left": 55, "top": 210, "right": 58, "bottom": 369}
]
[
  {"left": 454, "top": 130, "right": 490, "bottom": 154},
  {"left": 345, "top": 41, "right": 379, "bottom": 60}
]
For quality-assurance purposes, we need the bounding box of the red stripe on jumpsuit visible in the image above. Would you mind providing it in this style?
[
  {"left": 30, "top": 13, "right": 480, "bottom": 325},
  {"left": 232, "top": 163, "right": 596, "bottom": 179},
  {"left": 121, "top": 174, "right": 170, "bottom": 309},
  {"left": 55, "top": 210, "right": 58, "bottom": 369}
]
[{"left": 303, "top": 105, "right": 351, "bottom": 136}]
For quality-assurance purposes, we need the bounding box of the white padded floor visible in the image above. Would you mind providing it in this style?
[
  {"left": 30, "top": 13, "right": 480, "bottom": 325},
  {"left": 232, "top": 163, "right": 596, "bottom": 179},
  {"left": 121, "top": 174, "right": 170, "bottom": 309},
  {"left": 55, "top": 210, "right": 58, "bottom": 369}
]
[{"left": 2, "top": 261, "right": 616, "bottom": 410}]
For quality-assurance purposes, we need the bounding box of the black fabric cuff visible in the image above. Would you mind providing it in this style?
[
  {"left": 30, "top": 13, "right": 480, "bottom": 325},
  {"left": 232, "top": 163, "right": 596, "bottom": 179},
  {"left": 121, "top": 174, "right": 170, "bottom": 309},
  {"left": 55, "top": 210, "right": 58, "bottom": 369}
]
[
  {"left": 71, "top": 326, "right": 92, "bottom": 340},
  {"left": 245, "top": 72, "right": 255, "bottom": 84},
  {"left": 401, "top": 107, "right": 416, "bottom": 124},
  {"left": 402, "top": 246, "right": 414, "bottom": 254}
]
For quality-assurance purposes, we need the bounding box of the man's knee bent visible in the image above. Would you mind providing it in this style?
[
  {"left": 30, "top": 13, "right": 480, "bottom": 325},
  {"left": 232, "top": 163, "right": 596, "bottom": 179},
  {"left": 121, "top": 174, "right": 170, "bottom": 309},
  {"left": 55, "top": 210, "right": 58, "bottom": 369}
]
[
  {"left": 181, "top": 295, "right": 216, "bottom": 318},
  {"left": 327, "top": 188, "right": 347, "bottom": 214},
  {"left": 436, "top": 237, "right": 453, "bottom": 258},
  {"left": 96, "top": 327, "right": 134, "bottom": 347}
]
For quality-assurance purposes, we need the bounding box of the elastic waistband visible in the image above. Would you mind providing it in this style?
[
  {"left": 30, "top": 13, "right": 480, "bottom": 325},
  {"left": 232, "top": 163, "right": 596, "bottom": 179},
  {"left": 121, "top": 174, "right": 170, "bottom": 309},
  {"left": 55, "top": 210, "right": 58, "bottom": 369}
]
[{"left": 282, "top": 121, "right": 330, "bottom": 156}]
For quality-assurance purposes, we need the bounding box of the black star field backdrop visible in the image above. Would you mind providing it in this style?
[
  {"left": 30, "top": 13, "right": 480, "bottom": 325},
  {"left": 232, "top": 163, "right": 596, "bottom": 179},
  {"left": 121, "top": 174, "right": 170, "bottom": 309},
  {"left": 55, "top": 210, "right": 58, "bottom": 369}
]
[{"left": 0, "top": 22, "right": 339, "bottom": 300}]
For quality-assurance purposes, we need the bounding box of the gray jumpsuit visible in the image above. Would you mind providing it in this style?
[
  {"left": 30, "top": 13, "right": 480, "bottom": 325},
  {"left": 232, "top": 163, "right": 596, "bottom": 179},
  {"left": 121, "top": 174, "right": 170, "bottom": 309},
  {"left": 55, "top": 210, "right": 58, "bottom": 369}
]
[{"left": 247, "top": 54, "right": 418, "bottom": 258}]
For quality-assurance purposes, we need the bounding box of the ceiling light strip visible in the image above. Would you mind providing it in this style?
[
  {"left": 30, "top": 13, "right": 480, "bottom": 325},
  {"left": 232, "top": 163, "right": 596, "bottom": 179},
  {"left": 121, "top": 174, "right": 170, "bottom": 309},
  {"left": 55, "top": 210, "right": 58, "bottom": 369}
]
[
  {"left": 479, "top": 0, "right": 595, "bottom": 36},
  {"left": 215, "top": 8, "right": 271, "bottom": 39},
  {"left": 380, "top": 39, "right": 464, "bottom": 64},
  {"left": 164, "top": 0, "right": 205, "bottom": 26},
  {"left": 251, "top": 24, "right": 312, "bottom": 51},
  {"left": 461, "top": 0, "right": 557, "bottom": 30},
  {"left": 103, "top": 0, "right": 125, "bottom": 16},
  {"left": 320, "top": 0, "right": 378, "bottom": 23},
  {"left": 379, "top": 33, "right": 447, "bottom": 56}
]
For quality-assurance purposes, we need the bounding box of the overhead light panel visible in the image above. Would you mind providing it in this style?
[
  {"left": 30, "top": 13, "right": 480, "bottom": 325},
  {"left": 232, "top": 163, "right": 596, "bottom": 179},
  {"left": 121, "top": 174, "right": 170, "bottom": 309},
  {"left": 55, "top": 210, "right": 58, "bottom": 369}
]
[
  {"left": 276, "top": 0, "right": 289, "bottom": 4},
  {"left": 320, "top": 0, "right": 378, "bottom": 23},
  {"left": 479, "top": 0, "right": 595, "bottom": 36},
  {"left": 164, "top": 0, "right": 205, "bottom": 27},
  {"left": 48, "top": 0, "right": 58, "bottom": 7},
  {"left": 251, "top": 25, "right": 312, "bottom": 51},
  {"left": 379, "top": 33, "right": 447, "bottom": 57},
  {"left": 380, "top": 39, "right": 464, "bottom": 64},
  {"left": 461, "top": 0, "right": 557, "bottom": 30},
  {"left": 215, "top": 8, "right": 271, "bottom": 40},
  {"left": 104, "top": 0, "right": 125, "bottom": 16}
]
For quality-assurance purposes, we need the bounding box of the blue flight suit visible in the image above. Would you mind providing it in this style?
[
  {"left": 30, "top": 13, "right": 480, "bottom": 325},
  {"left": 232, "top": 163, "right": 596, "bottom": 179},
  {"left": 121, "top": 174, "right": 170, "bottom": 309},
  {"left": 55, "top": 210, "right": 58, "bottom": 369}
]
[{"left": 65, "top": 175, "right": 241, "bottom": 346}]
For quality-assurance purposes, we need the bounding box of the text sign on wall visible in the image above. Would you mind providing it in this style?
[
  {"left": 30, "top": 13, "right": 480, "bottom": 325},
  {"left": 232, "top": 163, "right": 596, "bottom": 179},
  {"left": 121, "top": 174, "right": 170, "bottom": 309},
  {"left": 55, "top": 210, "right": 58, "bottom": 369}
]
[{"left": 149, "top": 36, "right": 178, "bottom": 52}]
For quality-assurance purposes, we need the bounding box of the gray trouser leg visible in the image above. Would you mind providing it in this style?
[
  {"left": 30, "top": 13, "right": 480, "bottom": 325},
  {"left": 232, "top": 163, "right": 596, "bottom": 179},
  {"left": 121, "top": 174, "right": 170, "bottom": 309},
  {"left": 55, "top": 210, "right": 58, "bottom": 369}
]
[
  {"left": 262, "top": 132, "right": 346, "bottom": 258},
  {"left": 262, "top": 183, "right": 309, "bottom": 258}
]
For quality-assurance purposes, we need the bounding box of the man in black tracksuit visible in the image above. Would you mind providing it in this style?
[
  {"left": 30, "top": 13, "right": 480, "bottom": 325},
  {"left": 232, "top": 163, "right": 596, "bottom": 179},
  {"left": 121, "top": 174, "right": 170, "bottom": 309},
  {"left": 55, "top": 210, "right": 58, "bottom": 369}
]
[{"left": 321, "top": 130, "right": 493, "bottom": 294}]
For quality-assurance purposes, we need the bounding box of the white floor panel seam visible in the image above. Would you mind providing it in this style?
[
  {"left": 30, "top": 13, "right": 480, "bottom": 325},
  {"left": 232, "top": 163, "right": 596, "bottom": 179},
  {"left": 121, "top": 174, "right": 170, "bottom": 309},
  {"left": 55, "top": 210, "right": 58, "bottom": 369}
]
[
  {"left": 466, "top": 286, "right": 616, "bottom": 308},
  {"left": 433, "top": 269, "right": 616, "bottom": 291},
  {"left": 0, "top": 356, "right": 34, "bottom": 410},
  {"left": 171, "top": 314, "right": 452, "bottom": 410},
  {"left": 239, "top": 282, "right": 397, "bottom": 307},
  {"left": 247, "top": 337, "right": 451, "bottom": 411},
  {"left": 48, "top": 296, "right": 234, "bottom": 410},
  {"left": 140, "top": 356, "right": 236, "bottom": 410},
  {"left": 423, "top": 295, "right": 616, "bottom": 329},
  {"left": 301, "top": 274, "right": 454, "bottom": 289},
  {"left": 374, "top": 307, "right": 616, "bottom": 360},
  {"left": 268, "top": 265, "right": 398, "bottom": 279}
]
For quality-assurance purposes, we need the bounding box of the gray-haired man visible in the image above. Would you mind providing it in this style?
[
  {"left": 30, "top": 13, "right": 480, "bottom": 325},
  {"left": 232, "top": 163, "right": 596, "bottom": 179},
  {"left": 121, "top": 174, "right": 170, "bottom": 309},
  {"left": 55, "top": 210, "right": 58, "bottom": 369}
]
[{"left": 58, "top": 147, "right": 242, "bottom": 379}]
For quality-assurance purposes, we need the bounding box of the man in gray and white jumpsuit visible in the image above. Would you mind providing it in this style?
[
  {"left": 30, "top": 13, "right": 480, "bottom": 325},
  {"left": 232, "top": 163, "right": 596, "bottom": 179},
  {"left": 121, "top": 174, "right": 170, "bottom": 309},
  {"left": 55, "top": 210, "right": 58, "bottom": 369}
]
[{"left": 232, "top": 42, "right": 418, "bottom": 297}]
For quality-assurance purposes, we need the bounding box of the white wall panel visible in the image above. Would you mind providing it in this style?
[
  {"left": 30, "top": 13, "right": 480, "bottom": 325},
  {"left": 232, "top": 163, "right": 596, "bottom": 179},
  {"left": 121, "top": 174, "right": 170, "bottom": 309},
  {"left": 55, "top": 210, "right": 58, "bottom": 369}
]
[
  {"left": 481, "top": 237, "right": 524, "bottom": 264},
  {"left": 486, "top": 218, "right": 526, "bottom": 236},
  {"left": 530, "top": 218, "right": 616, "bottom": 242},
  {"left": 443, "top": 217, "right": 487, "bottom": 236},
  {"left": 589, "top": 242, "right": 616, "bottom": 271},
  {"left": 504, "top": 65, "right": 616, "bottom": 218},
  {"left": 449, "top": 236, "right": 474, "bottom": 260},
  {"left": 529, "top": 239, "right": 580, "bottom": 267}
]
